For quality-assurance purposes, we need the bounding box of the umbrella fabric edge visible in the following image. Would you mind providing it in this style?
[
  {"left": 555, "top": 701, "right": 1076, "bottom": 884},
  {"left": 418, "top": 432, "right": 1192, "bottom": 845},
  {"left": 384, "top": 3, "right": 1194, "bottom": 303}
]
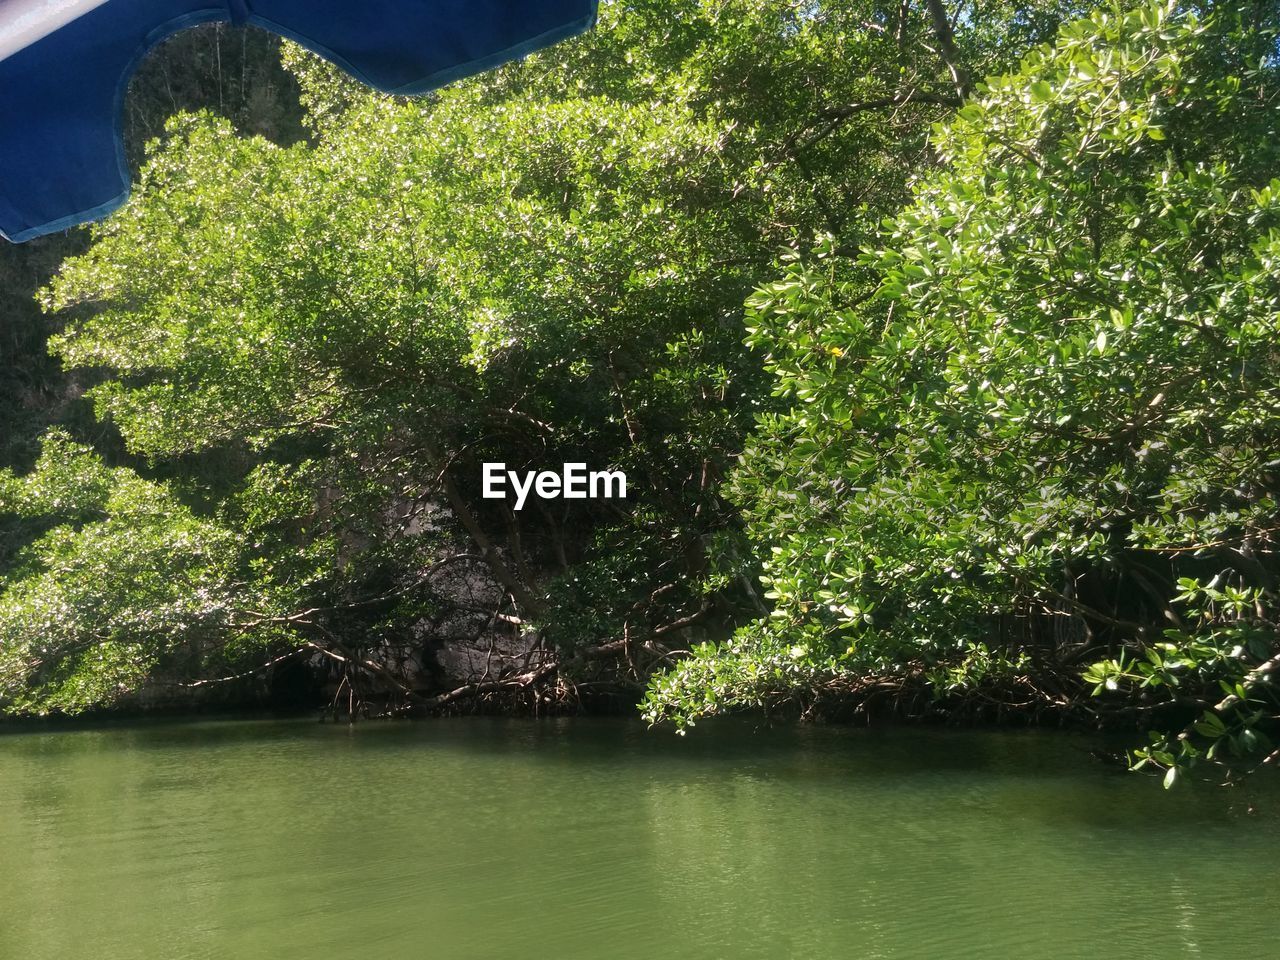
[{"left": 1, "top": 1, "right": 600, "bottom": 243}]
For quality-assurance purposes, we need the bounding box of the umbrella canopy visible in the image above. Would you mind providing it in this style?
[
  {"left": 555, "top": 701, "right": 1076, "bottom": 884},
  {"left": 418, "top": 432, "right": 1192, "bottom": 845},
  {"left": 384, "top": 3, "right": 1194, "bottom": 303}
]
[{"left": 0, "top": 0, "right": 598, "bottom": 242}]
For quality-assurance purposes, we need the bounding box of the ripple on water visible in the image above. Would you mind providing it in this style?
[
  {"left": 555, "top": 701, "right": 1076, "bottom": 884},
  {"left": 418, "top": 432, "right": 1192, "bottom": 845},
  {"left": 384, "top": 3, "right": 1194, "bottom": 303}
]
[{"left": 0, "top": 717, "right": 1275, "bottom": 960}]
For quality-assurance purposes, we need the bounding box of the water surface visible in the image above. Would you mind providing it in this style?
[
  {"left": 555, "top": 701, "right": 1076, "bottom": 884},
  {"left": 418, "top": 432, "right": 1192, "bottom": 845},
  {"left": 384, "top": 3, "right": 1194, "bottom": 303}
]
[{"left": 0, "top": 717, "right": 1275, "bottom": 959}]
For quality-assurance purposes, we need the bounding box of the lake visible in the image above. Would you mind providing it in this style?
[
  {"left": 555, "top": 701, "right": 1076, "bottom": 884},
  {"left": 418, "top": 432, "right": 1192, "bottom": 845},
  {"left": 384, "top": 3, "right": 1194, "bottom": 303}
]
[{"left": 0, "top": 717, "right": 1275, "bottom": 959}]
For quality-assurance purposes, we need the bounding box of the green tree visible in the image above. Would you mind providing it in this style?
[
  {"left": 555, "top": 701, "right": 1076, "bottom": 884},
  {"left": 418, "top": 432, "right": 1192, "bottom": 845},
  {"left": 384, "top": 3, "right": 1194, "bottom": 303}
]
[
  {"left": 646, "top": 0, "right": 1280, "bottom": 784},
  {"left": 3, "top": 0, "right": 1078, "bottom": 714},
  {"left": 0, "top": 432, "right": 292, "bottom": 712}
]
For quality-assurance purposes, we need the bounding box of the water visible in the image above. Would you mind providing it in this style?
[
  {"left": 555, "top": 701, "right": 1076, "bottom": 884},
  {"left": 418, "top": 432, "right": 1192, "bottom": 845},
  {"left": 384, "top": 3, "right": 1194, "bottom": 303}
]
[{"left": 0, "top": 717, "right": 1275, "bottom": 959}]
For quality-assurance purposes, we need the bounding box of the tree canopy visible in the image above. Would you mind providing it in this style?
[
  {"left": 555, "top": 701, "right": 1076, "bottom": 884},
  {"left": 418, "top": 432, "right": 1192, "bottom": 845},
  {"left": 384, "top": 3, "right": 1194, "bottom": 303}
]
[
  {"left": 1, "top": 0, "right": 1277, "bottom": 784},
  {"left": 644, "top": 0, "right": 1280, "bottom": 785}
]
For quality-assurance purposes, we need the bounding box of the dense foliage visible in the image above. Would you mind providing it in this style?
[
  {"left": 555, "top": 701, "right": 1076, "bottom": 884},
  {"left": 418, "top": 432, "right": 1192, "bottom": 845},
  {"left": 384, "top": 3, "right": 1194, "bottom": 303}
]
[
  {"left": 1, "top": 0, "right": 1276, "bottom": 784},
  {"left": 0, "top": 432, "right": 297, "bottom": 712},
  {"left": 644, "top": 0, "right": 1280, "bottom": 784},
  {"left": 3, "top": 0, "right": 1076, "bottom": 715}
]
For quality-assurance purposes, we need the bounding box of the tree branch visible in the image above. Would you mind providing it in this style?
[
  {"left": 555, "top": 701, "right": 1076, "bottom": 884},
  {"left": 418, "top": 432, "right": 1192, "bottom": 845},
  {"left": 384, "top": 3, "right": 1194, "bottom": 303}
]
[{"left": 923, "top": 0, "right": 972, "bottom": 99}]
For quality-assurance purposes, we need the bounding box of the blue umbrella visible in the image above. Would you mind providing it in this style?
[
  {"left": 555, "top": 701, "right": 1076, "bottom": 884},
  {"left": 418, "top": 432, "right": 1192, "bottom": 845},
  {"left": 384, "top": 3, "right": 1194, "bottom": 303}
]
[{"left": 0, "top": 0, "right": 598, "bottom": 242}]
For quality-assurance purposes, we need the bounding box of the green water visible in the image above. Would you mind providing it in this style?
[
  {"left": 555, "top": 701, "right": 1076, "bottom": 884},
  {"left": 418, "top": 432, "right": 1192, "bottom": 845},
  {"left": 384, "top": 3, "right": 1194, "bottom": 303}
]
[{"left": 0, "top": 718, "right": 1275, "bottom": 959}]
